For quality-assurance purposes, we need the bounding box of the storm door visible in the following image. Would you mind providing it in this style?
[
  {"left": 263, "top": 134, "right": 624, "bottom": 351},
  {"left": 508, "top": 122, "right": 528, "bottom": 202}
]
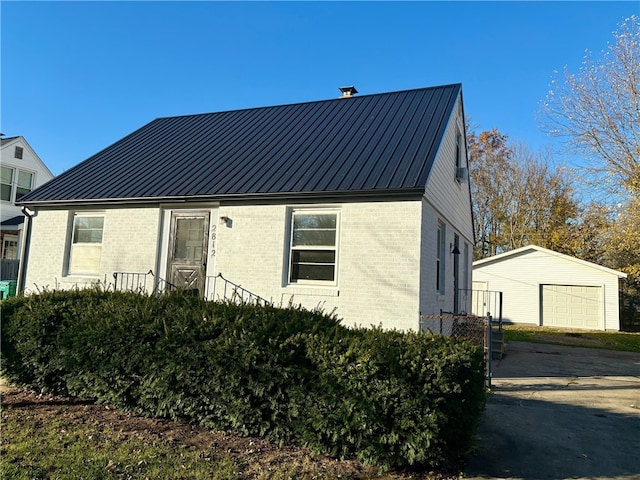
[{"left": 167, "top": 211, "right": 210, "bottom": 295}]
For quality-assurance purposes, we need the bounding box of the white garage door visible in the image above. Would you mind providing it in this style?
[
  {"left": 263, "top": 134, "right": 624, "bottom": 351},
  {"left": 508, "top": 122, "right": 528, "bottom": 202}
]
[{"left": 541, "top": 285, "right": 602, "bottom": 329}]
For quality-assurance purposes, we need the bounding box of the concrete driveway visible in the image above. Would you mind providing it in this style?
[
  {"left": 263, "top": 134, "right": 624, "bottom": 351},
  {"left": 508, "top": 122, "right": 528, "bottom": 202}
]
[{"left": 464, "top": 341, "right": 640, "bottom": 480}]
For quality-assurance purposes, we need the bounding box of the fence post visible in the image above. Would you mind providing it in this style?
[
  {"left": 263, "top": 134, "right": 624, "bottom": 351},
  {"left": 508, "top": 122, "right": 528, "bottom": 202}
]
[{"left": 486, "top": 314, "right": 492, "bottom": 389}]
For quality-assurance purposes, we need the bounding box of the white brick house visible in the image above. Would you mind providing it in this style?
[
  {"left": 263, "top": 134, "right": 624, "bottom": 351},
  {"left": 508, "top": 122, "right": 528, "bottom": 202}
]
[{"left": 18, "top": 85, "right": 474, "bottom": 331}]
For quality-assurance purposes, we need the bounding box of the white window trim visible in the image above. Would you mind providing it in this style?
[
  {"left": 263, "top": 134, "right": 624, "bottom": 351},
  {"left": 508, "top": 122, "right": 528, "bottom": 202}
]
[
  {"left": 436, "top": 221, "right": 445, "bottom": 294},
  {"left": 2, "top": 235, "right": 19, "bottom": 260},
  {"left": 287, "top": 208, "right": 340, "bottom": 286},
  {"left": 67, "top": 212, "right": 105, "bottom": 276},
  {"left": 1, "top": 165, "right": 36, "bottom": 204}
]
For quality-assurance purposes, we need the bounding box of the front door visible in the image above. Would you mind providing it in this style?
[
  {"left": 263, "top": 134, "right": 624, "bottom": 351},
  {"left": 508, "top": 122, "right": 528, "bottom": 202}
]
[{"left": 167, "top": 211, "right": 209, "bottom": 295}]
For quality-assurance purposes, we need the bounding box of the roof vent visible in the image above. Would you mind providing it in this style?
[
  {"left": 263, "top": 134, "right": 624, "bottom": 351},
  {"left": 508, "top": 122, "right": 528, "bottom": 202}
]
[{"left": 339, "top": 86, "right": 358, "bottom": 98}]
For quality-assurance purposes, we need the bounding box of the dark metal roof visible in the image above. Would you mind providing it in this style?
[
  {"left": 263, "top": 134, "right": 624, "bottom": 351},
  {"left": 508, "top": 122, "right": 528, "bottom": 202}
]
[
  {"left": 1, "top": 136, "right": 19, "bottom": 146},
  {"left": 19, "top": 84, "right": 461, "bottom": 206},
  {"left": 0, "top": 215, "right": 24, "bottom": 226}
]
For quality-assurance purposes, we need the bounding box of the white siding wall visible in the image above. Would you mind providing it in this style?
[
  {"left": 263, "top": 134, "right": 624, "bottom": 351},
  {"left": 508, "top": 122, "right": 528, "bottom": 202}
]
[
  {"left": 423, "top": 95, "right": 474, "bottom": 244},
  {"left": 473, "top": 249, "right": 623, "bottom": 330},
  {"left": 419, "top": 95, "right": 474, "bottom": 316},
  {"left": 25, "top": 207, "right": 160, "bottom": 293},
  {"left": 1, "top": 138, "right": 54, "bottom": 222}
]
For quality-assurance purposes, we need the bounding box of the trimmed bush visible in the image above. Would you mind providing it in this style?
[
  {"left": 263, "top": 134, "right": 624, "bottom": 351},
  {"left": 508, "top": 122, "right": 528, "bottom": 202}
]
[{"left": 1, "top": 289, "right": 486, "bottom": 470}]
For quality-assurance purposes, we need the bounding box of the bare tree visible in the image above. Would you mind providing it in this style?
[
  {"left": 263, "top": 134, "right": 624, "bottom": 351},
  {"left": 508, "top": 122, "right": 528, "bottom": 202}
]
[{"left": 539, "top": 15, "right": 640, "bottom": 194}]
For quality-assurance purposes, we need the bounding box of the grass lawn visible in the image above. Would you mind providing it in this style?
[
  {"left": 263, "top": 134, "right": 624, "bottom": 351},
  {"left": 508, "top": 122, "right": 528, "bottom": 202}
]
[
  {"left": 502, "top": 324, "right": 640, "bottom": 353},
  {"left": 0, "top": 387, "right": 455, "bottom": 480}
]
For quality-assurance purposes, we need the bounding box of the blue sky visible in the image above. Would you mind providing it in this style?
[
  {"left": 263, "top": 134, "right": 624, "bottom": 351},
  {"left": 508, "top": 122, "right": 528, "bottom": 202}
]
[{"left": 1, "top": 1, "right": 637, "bottom": 176}]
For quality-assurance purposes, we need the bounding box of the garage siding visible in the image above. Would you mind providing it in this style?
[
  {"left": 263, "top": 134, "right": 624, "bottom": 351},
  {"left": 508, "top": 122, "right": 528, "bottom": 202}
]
[{"left": 473, "top": 246, "right": 625, "bottom": 331}]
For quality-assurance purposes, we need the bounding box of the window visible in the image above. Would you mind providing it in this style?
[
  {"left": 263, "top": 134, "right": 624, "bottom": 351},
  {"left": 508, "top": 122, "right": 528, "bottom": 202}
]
[
  {"left": 436, "top": 221, "right": 445, "bottom": 293},
  {"left": 2, "top": 236, "right": 19, "bottom": 260},
  {"left": 455, "top": 131, "right": 462, "bottom": 170},
  {"left": 454, "top": 130, "right": 468, "bottom": 182},
  {"left": 1, "top": 167, "right": 13, "bottom": 202},
  {"left": 68, "top": 213, "right": 104, "bottom": 275},
  {"left": 15, "top": 171, "right": 33, "bottom": 200},
  {"left": 14, "top": 146, "right": 23, "bottom": 159},
  {"left": 0, "top": 166, "right": 34, "bottom": 203},
  {"left": 289, "top": 210, "right": 338, "bottom": 283},
  {"left": 463, "top": 242, "right": 470, "bottom": 290}
]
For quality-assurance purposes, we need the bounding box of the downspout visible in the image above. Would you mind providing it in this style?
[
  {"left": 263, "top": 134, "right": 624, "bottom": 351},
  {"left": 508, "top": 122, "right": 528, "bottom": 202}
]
[{"left": 17, "top": 206, "right": 35, "bottom": 294}]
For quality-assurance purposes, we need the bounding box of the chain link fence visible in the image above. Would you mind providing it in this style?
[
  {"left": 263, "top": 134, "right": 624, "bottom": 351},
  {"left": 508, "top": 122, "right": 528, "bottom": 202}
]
[{"left": 420, "top": 313, "right": 493, "bottom": 388}]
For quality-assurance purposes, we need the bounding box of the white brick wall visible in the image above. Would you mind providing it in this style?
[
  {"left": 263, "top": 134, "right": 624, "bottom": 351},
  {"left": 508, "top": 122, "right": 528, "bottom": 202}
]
[
  {"left": 25, "top": 197, "right": 472, "bottom": 332},
  {"left": 23, "top": 209, "right": 69, "bottom": 292},
  {"left": 25, "top": 207, "right": 160, "bottom": 293},
  {"left": 213, "top": 201, "right": 423, "bottom": 331}
]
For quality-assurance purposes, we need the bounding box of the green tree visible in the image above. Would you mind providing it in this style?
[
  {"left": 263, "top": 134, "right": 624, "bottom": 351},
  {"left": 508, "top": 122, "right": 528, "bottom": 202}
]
[
  {"left": 603, "top": 198, "right": 640, "bottom": 285},
  {"left": 468, "top": 129, "right": 578, "bottom": 259},
  {"left": 603, "top": 198, "right": 640, "bottom": 329}
]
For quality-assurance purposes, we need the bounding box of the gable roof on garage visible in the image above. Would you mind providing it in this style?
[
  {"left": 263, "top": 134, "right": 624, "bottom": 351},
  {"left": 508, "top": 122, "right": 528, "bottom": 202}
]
[
  {"left": 18, "top": 83, "right": 463, "bottom": 207},
  {"left": 474, "top": 245, "right": 627, "bottom": 278}
]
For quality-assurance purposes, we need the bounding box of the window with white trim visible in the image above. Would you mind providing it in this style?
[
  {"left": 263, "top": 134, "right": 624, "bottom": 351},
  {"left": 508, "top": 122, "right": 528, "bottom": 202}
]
[
  {"left": 463, "top": 242, "right": 470, "bottom": 289},
  {"left": 436, "top": 221, "right": 445, "bottom": 293},
  {"left": 1, "top": 167, "right": 14, "bottom": 202},
  {"left": 456, "top": 130, "right": 462, "bottom": 170},
  {"left": 1, "top": 166, "right": 34, "bottom": 203},
  {"left": 289, "top": 210, "right": 339, "bottom": 284},
  {"left": 2, "top": 236, "right": 19, "bottom": 260},
  {"left": 68, "top": 212, "right": 104, "bottom": 275}
]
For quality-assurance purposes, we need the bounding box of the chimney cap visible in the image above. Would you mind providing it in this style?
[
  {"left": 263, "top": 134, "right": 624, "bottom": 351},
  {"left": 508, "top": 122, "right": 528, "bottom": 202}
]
[{"left": 339, "top": 85, "right": 358, "bottom": 97}]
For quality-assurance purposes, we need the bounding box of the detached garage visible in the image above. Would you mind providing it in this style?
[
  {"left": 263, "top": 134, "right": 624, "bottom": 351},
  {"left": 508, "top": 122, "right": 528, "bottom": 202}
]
[{"left": 473, "top": 245, "right": 627, "bottom": 331}]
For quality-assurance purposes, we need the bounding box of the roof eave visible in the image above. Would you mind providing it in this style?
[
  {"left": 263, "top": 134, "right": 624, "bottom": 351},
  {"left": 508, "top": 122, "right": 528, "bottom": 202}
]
[{"left": 17, "top": 187, "right": 426, "bottom": 208}]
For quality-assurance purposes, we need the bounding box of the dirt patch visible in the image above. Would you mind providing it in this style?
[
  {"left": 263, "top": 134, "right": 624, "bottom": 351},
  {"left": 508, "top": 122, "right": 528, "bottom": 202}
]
[
  {"left": 1, "top": 386, "right": 458, "bottom": 479},
  {"left": 534, "top": 333, "right": 606, "bottom": 348}
]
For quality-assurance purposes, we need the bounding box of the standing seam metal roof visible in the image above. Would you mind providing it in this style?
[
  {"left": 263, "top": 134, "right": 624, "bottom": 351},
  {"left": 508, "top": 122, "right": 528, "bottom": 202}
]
[{"left": 19, "top": 84, "right": 462, "bottom": 205}]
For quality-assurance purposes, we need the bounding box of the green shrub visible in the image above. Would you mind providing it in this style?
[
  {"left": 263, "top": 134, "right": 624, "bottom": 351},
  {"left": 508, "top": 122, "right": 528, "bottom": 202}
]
[
  {"left": 0, "top": 289, "right": 486, "bottom": 470},
  {"left": 300, "top": 327, "right": 485, "bottom": 468}
]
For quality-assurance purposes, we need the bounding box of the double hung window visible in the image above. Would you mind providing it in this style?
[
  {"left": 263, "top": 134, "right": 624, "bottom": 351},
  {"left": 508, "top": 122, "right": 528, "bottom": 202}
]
[
  {"left": 68, "top": 213, "right": 104, "bottom": 275},
  {"left": 1, "top": 166, "right": 34, "bottom": 202},
  {"left": 289, "top": 210, "right": 339, "bottom": 284}
]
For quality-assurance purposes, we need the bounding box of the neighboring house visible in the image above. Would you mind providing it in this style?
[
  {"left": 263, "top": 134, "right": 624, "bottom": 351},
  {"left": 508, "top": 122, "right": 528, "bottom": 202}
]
[
  {"left": 0, "top": 136, "right": 54, "bottom": 280},
  {"left": 473, "top": 245, "right": 627, "bottom": 331},
  {"left": 17, "top": 84, "right": 474, "bottom": 331}
]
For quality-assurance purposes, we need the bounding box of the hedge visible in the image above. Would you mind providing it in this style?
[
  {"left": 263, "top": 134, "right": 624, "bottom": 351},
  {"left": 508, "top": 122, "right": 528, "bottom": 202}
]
[{"left": 0, "top": 289, "right": 486, "bottom": 470}]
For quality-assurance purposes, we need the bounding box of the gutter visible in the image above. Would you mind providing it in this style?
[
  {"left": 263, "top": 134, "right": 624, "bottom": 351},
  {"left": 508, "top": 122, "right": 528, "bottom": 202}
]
[
  {"left": 17, "top": 187, "right": 427, "bottom": 209},
  {"left": 17, "top": 206, "right": 35, "bottom": 294}
]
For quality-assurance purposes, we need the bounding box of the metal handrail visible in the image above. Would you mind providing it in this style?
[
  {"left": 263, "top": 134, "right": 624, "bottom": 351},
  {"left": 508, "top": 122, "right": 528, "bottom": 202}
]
[
  {"left": 113, "top": 270, "right": 153, "bottom": 292},
  {"left": 205, "top": 273, "right": 272, "bottom": 306},
  {"left": 458, "top": 288, "right": 503, "bottom": 330},
  {"left": 113, "top": 270, "right": 270, "bottom": 306}
]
